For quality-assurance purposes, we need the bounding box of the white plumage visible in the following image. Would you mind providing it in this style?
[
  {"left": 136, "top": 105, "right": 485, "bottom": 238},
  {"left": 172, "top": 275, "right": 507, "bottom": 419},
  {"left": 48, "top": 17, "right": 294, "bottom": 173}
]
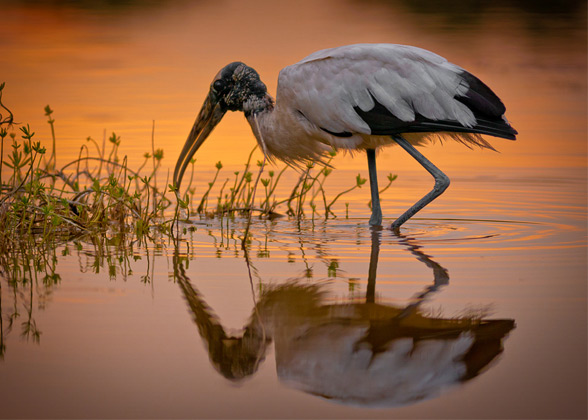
[
  {"left": 256, "top": 44, "right": 494, "bottom": 165},
  {"left": 281, "top": 44, "right": 475, "bottom": 130}
]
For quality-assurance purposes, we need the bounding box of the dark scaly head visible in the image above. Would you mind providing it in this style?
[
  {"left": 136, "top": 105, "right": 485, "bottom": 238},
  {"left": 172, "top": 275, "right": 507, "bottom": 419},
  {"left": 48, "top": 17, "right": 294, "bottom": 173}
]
[{"left": 173, "top": 62, "right": 272, "bottom": 189}]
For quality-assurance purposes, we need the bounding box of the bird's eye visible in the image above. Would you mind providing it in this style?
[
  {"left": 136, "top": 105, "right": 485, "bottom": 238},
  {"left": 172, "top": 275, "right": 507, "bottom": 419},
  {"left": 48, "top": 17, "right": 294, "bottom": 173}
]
[{"left": 212, "top": 79, "right": 225, "bottom": 92}]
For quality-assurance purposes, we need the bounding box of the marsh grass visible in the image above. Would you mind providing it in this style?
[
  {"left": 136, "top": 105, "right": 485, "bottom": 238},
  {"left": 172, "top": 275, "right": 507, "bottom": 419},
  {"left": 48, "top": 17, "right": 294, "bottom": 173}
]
[
  {"left": 173, "top": 149, "right": 397, "bottom": 225},
  {"left": 0, "top": 84, "right": 397, "bottom": 250}
]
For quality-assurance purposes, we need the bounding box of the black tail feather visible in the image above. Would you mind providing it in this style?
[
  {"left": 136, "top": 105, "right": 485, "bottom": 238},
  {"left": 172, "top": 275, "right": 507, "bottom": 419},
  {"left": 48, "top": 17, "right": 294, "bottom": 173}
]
[
  {"left": 418, "top": 119, "right": 517, "bottom": 141},
  {"left": 457, "top": 71, "right": 507, "bottom": 119},
  {"left": 354, "top": 84, "right": 517, "bottom": 141}
]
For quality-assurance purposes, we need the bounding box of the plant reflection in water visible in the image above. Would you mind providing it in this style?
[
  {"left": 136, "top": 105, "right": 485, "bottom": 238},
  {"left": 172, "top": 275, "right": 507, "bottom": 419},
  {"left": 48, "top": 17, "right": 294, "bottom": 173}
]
[
  {"left": 0, "top": 231, "right": 159, "bottom": 358},
  {"left": 0, "top": 221, "right": 515, "bottom": 407},
  {"left": 172, "top": 229, "right": 515, "bottom": 407}
]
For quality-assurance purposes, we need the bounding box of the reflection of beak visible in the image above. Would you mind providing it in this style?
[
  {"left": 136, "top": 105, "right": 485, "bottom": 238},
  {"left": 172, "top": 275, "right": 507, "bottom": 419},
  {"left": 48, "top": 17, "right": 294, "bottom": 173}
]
[{"left": 173, "top": 91, "right": 226, "bottom": 189}]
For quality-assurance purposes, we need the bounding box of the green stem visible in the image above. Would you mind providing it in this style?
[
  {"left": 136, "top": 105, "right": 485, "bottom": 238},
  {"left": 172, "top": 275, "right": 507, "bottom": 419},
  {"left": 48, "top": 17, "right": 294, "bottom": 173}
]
[{"left": 197, "top": 166, "right": 221, "bottom": 213}]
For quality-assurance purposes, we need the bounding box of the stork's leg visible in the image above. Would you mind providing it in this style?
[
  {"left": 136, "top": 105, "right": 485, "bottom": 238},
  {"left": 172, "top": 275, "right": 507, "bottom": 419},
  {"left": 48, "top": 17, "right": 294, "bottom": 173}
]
[
  {"left": 391, "top": 135, "right": 450, "bottom": 230},
  {"left": 367, "top": 148, "right": 382, "bottom": 226}
]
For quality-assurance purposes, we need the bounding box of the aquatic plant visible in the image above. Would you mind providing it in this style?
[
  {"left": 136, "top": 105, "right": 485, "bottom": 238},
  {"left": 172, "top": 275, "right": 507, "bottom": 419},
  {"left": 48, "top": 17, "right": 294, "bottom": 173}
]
[{"left": 0, "top": 84, "right": 397, "bottom": 249}]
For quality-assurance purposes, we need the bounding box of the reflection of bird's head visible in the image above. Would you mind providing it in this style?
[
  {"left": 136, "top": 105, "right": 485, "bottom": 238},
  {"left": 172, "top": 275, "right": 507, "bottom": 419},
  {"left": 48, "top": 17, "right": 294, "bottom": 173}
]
[
  {"left": 210, "top": 283, "right": 327, "bottom": 381},
  {"left": 208, "top": 324, "right": 267, "bottom": 382},
  {"left": 175, "top": 266, "right": 269, "bottom": 383}
]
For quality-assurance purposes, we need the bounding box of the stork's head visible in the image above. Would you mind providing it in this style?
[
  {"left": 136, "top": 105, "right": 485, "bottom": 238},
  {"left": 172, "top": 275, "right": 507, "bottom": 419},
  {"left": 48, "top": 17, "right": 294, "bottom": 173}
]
[{"left": 173, "top": 62, "right": 269, "bottom": 189}]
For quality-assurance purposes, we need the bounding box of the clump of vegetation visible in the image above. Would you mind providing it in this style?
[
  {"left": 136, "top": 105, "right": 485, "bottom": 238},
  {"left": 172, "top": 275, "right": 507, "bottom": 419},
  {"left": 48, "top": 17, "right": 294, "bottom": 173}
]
[
  {"left": 0, "top": 82, "right": 397, "bottom": 247},
  {"left": 0, "top": 113, "right": 170, "bottom": 243},
  {"left": 172, "top": 148, "right": 397, "bottom": 224}
]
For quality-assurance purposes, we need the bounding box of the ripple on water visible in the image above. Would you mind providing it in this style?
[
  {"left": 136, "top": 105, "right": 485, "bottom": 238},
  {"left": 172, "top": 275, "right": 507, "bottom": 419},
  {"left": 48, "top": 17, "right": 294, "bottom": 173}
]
[{"left": 174, "top": 214, "right": 584, "bottom": 256}]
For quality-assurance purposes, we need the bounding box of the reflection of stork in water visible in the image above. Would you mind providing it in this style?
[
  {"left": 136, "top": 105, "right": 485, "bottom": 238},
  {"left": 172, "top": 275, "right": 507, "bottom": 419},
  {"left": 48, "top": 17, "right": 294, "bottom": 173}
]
[
  {"left": 173, "top": 232, "right": 514, "bottom": 406},
  {"left": 173, "top": 44, "right": 517, "bottom": 229}
]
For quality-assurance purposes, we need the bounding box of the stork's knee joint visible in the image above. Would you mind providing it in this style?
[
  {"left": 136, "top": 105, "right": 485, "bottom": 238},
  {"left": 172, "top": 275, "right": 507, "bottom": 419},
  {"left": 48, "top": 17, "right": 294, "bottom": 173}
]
[{"left": 434, "top": 173, "right": 450, "bottom": 194}]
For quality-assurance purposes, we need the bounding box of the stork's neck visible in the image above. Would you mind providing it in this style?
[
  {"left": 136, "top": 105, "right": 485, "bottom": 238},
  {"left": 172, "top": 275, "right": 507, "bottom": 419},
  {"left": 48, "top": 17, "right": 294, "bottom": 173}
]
[
  {"left": 243, "top": 93, "right": 275, "bottom": 118},
  {"left": 244, "top": 92, "right": 279, "bottom": 157},
  {"left": 244, "top": 92, "right": 330, "bottom": 164}
]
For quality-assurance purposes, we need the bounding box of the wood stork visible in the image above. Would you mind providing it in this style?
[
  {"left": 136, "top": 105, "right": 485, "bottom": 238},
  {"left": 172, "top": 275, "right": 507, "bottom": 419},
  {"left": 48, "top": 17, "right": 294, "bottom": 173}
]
[{"left": 173, "top": 44, "right": 517, "bottom": 229}]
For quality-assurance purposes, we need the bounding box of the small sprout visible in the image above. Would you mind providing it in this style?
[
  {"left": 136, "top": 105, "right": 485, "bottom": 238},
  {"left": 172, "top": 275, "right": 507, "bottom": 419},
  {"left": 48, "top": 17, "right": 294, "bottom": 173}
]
[
  {"left": 387, "top": 173, "right": 398, "bottom": 182},
  {"left": 32, "top": 141, "right": 46, "bottom": 154},
  {"left": 153, "top": 148, "right": 164, "bottom": 161},
  {"left": 215, "top": 161, "right": 223, "bottom": 170},
  {"left": 268, "top": 170, "right": 274, "bottom": 177},
  {"left": 52, "top": 215, "right": 62, "bottom": 227},
  {"left": 20, "top": 124, "right": 34, "bottom": 140},
  {"left": 41, "top": 205, "right": 51, "bottom": 216},
  {"left": 356, "top": 174, "right": 367, "bottom": 187},
  {"left": 44, "top": 105, "right": 53, "bottom": 116},
  {"left": 328, "top": 149, "right": 337, "bottom": 157},
  {"left": 109, "top": 132, "right": 121, "bottom": 145},
  {"left": 261, "top": 178, "right": 270, "bottom": 187}
]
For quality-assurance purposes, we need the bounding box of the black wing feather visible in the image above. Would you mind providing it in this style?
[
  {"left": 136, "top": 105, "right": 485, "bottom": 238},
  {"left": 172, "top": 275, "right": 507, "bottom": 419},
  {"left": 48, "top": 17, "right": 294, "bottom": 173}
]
[
  {"left": 456, "top": 71, "right": 507, "bottom": 118},
  {"left": 355, "top": 72, "right": 517, "bottom": 141}
]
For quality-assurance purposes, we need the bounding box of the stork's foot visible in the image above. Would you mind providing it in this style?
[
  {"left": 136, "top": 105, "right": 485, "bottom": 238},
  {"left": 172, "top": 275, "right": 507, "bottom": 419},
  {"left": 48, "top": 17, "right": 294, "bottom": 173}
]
[
  {"left": 369, "top": 208, "right": 382, "bottom": 227},
  {"left": 390, "top": 220, "right": 402, "bottom": 232}
]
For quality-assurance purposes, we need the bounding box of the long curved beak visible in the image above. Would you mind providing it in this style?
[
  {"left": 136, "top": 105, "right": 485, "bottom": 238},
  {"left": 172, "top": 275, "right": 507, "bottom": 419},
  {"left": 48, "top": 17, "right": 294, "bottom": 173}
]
[{"left": 173, "top": 91, "right": 226, "bottom": 190}]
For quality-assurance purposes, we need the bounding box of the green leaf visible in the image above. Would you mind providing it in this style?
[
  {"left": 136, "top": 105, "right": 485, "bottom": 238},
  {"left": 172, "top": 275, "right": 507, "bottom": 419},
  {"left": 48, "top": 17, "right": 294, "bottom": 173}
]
[{"left": 356, "top": 174, "right": 367, "bottom": 187}]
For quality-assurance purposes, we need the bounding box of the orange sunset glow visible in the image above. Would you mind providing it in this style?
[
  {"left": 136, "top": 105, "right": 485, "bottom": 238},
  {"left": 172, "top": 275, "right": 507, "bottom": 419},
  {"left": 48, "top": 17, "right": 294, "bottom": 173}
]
[
  {"left": 2, "top": 1, "right": 586, "bottom": 174},
  {"left": 0, "top": 1, "right": 586, "bottom": 419}
]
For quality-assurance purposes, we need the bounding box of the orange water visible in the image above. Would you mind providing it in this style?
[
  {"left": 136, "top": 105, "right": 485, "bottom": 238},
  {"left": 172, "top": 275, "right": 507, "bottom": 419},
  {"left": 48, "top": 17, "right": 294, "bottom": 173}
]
[{"left": 0, "top": 1, "right": 586, "bottom": 418}]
